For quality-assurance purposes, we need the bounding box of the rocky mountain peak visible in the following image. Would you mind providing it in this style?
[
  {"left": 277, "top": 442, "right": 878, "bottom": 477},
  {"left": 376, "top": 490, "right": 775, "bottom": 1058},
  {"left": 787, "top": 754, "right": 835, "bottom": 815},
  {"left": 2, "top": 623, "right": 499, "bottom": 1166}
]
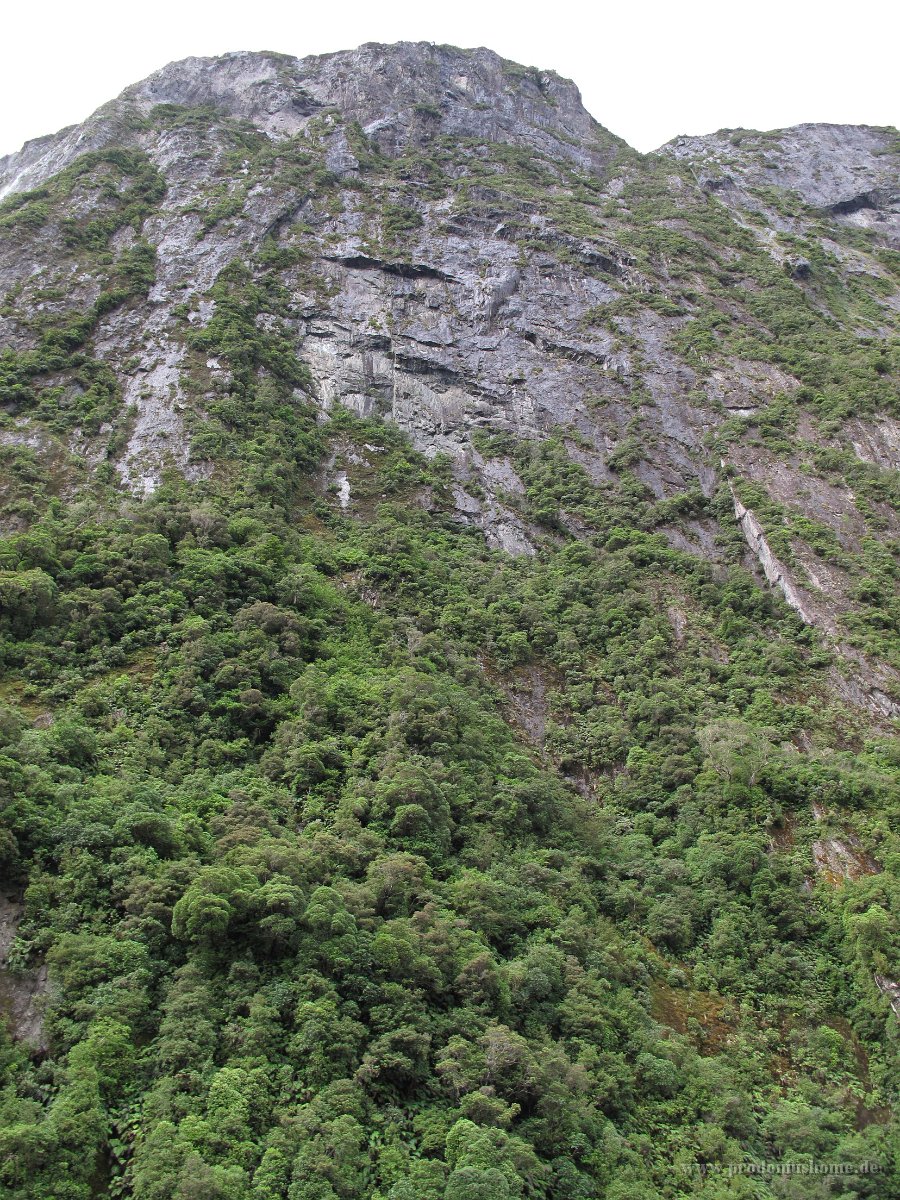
[
  {"left": 130, "top": 43, "right": 617, "bottom": 161},
  {"left": 0, "top": 42, "right": 623, "bottom": 201}
]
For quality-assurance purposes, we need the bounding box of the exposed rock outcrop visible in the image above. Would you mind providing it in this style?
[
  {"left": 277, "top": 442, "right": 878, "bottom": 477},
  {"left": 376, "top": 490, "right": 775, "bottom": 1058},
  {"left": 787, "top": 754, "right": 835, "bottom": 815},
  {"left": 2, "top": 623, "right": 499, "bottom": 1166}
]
[
  {"left": 731, "top": 490, "right": 815, "bottom": 624},
  {"left": 660, "top": 122, "right": 900, "bottom": 246},
  {"left": 0, "top": 895, "right": 47, "bottom": 1049}
]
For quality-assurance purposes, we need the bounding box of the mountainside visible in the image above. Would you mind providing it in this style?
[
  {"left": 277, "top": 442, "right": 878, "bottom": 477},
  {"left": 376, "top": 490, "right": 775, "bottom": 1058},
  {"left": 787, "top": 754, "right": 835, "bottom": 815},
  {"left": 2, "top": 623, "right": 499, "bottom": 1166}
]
[{"left": 0, "top": 42, "right": 898, "bottom": 1200}]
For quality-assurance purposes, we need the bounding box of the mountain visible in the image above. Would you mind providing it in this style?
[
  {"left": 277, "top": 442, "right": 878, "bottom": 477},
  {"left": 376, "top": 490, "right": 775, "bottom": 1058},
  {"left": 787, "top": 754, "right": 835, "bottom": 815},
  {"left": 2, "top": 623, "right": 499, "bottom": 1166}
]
[{"left": 0, "top": 42, "right": 897, "bottom": 1200}]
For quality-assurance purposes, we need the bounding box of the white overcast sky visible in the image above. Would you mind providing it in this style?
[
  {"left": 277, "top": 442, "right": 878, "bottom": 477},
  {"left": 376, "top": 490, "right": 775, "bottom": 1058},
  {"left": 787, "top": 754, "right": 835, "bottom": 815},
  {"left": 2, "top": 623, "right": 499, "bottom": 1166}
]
[{"left": 1, "top": 0, "right": 897, "bottom": 159}]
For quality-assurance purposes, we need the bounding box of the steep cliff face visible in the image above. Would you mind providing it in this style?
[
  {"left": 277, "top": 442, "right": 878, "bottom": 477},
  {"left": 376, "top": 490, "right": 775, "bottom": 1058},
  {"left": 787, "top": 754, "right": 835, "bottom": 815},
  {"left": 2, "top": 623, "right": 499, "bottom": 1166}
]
[
  {"left": 1, "top": 43, "right": 897, "bottom": 712},
  {"left": 1, "top": 45, "right": 898, "bottom": 1200}
]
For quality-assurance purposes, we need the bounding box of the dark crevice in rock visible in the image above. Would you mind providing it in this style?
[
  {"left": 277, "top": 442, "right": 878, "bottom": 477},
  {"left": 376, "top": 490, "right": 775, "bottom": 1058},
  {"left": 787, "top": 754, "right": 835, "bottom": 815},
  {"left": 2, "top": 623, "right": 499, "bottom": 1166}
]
[
  {"left": 826, "top": 187, "right": 898, "bottom": 216},
  {"left": 521, "top": 329, "right": 614, "bottom": 370},
  {"left": 324, "top": 253, "right": 454, "bottom": 281},
  {"left": 392, "top": 351, "right": 464, "bottom": 384}
]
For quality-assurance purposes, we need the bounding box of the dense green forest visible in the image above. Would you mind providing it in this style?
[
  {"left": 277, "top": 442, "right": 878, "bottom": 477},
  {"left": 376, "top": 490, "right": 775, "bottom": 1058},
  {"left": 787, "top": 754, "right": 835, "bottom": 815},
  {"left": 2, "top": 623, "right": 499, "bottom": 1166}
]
[
  {"left": 1, "top": 391, "right": 897, "bottom": 1198},
  {"left": 0, "top": 45, "right": 898, "bottom": 1200}
]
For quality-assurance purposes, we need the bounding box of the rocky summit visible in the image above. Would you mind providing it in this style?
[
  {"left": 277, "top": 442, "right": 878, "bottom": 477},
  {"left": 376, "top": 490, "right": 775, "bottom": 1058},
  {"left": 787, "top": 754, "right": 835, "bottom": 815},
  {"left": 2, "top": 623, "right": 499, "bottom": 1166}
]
[{"left": 0, "top": 42, "right": 898, "bottom": 1200}]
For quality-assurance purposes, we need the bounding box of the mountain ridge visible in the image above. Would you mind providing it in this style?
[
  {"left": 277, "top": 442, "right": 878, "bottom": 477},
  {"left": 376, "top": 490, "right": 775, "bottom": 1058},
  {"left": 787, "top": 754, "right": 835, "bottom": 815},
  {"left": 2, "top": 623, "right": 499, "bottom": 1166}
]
[
  {"left": 0, "top": 42, "right": 624, "bottom": 201},
  {"left": 2, "top": 43, "right": 896, "bottom": 202}
]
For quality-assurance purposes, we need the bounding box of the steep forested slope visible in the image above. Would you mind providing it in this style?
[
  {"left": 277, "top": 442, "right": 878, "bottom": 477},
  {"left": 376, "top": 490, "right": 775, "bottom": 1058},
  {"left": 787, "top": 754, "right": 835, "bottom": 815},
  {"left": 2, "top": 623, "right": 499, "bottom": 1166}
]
[{"left": 0, "top": 42, "right": 897, "bottom": 1200}]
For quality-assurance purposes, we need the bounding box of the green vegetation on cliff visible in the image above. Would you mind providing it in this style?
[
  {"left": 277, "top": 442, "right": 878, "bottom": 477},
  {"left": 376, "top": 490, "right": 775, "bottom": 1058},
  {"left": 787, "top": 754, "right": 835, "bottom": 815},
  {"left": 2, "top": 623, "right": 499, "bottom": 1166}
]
[
  {"left": 0, "top": 50, "right": 898, "bottom": 1200},
  {"left": 1, "top": 388, "right": 897, "bottom": 1199}
]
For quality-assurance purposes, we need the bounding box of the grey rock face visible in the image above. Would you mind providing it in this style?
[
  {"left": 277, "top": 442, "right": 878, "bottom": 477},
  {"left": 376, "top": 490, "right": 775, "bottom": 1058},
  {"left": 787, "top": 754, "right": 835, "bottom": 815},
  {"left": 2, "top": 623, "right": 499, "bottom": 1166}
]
[
  {"left": 660, "top": 123, "right": 900, "bottom": 245},
  {"left": 731, "top": 491, "right": 814, "bottom": 625},
  {"left": 0, "top": 43, "right": 897, "bottom": 715},
  {"left": 0, "top": 894, "right": 47, "bottom": 1049},
  {"left": 0, "top": 43, "right": 625, "bottom": 201}
]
